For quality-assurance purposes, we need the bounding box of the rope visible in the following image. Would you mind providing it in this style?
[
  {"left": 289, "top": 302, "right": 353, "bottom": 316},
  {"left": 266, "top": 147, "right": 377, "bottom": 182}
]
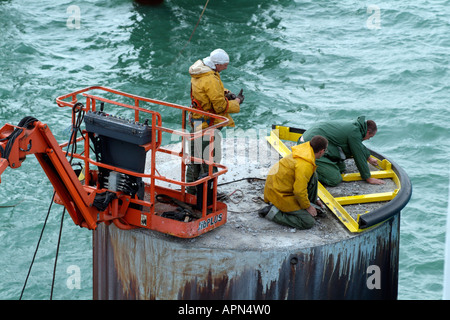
[
  {"left": 218, "top": 177, "right": 266, "bottom": 187},
  {"left": 0, "top": 200, "right": 24, "bottom": 208},
  {"left": 218, "top": 177, "right": 267, "bottom": 212},
  {"left": 50, "top": 208, "right": 65, "bottom": 300},
  {"left": 19, "top": 191, "right": 56, "bottom": 300},
  {"left": 222, "top": 189, "right": 244, "bottom": 204},
  {"left": 49, "top": 103, "right": 85, "bottom": 299},
  {"left": 175, "top": 0, "right": 210, "bottom": 60},
  {"left": 19, "top": 104, "right": 85, "bottom": 299}
]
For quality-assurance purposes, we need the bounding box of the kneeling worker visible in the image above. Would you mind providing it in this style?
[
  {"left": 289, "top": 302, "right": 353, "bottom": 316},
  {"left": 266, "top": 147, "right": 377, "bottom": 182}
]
[
  {"left": 300, "top": 116, "right": 384, "bottom": 187},
  {"left": 258, "top": 135, "right": 328, "bottom": 230}
]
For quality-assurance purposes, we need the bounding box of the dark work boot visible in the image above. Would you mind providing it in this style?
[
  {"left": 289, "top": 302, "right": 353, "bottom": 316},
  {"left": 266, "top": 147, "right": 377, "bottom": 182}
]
[{"left": 257, "top": 204, "right": 273, "bottom": 218}]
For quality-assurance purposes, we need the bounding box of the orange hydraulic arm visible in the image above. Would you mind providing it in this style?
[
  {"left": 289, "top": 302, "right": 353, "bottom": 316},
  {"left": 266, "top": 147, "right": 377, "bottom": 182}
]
[
  {"left": 0, "top": 86, "right": 230, "bottom": 238},
  {"left": 0, "top": 117, "right": 98, "bottom": 229}
]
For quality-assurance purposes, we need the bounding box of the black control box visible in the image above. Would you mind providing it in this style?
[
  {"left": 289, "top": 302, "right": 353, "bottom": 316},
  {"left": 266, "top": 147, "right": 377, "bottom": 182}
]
[{"left": 84, "top": 110, "right": 152, "bottom": 145}]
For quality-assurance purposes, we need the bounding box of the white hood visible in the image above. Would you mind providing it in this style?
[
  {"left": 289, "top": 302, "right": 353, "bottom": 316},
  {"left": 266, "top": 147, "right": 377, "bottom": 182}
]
[{"left": 189, "top": 59, "right": 213, "bottom": 75}]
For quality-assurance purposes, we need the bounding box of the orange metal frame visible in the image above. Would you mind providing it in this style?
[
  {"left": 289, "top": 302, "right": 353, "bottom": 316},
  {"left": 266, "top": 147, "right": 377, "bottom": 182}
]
[{"left": 0, "top": 86, "right": 230, "bottom": 238}]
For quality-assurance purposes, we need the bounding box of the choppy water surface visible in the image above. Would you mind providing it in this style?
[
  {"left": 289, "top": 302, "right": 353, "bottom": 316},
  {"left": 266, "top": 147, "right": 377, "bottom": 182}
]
[{"left": 0, "top": 0, "right": 448, "bottom": 299}]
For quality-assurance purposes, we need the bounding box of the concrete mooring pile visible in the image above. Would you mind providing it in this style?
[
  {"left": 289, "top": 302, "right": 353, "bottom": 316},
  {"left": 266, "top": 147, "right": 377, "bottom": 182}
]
[{"left": 93, "top": 136, "right": 406, "bottom": 300}]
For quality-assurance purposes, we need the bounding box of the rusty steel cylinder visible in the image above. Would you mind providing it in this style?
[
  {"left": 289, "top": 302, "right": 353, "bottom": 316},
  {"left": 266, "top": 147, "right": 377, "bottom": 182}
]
[{"left": 93, "top": 213, "right": 400, "bottom": 300}]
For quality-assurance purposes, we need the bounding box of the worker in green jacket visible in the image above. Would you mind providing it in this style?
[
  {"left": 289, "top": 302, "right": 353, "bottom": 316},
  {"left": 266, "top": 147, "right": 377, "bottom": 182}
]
[{"left": 300, "top": 116, "right": 385, "bottom": 187}]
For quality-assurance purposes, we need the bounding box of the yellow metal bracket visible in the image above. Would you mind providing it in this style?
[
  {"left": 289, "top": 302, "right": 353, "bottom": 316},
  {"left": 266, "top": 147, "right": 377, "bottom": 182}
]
[
  {"left": 266, "top": 128, "right": 293, "bottom": 158},
  {"left": 265, "top": 126, "right": 400, "bottom": 233},
  {"left": 317, "top": 183, "right": 360, "bottom": 232}
]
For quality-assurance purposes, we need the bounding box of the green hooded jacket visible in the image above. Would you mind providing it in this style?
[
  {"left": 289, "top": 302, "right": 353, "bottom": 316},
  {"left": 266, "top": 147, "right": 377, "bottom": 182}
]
[{"left": 302, "top": 116, "right": 372, "bottom": 179}]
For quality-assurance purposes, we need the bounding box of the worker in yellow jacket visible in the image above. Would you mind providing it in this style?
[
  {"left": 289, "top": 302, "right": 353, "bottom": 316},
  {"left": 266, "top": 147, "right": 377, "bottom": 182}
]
[
  {"left": 189, "top": 49, "right": 242, "bottom": 130},
  {"left": 259, "top": 135, "right": 328, "bottom": 229},
  {"left": 186, "top": 49, "right": 244, "bottom": 194}
]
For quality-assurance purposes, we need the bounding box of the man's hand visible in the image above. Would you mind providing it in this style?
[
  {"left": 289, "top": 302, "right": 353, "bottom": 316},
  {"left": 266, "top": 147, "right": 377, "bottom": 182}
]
[
  {"left": 368, "top": 156, "right": 378, "bottom": 166},
  {"left": 316, "top": 198, "right": 325, "bottom": 209},
  {"left": 236, "top": 89, "right": 244, "bottom": 104},
  {"left": 306, "top": 205, "right": 317, "bottom": 217},
  {"left": 366, "top": 177, "right": 385, "bottom": 185},
  {"left": 224, "top": 90, "right": 236, "bottom": 100},
  {"left": 225, "top": 89, "right": 244, "bottom": 104}
]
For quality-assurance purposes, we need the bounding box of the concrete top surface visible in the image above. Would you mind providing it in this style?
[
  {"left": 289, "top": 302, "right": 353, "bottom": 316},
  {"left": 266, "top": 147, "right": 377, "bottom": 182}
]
[{"left": 142, "top": 136, "right": 395, "bottom": 251}]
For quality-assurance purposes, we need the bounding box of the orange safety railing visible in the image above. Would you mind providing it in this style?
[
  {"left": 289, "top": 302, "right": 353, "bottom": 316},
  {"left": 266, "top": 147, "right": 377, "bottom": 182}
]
[{"left": 56, "top": 86, "right": 229, "bottom": 237}]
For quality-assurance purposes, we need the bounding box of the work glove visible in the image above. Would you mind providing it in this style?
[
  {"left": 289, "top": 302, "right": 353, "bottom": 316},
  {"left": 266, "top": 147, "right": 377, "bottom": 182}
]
[
  {"left": 236, "top": 89, "right": 244, "bottom": 104},
  {"left": 225, "top": 90, "right": 236, "bottom": 100}
]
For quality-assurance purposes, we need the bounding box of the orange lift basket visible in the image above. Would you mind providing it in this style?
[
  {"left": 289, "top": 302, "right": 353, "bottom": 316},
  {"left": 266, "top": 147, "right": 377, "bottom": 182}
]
[{"left": 0, "top": 86, "right": 229, "bottom": 238}]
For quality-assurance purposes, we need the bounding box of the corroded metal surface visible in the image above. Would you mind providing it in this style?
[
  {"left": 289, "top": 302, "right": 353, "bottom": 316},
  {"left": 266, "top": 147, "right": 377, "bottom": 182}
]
[
  {"left": 93, "top": 214, "right": 399, "bottom": 300},
  {"left": 92, "top": 138, "right": 404, "bottom": 300}
]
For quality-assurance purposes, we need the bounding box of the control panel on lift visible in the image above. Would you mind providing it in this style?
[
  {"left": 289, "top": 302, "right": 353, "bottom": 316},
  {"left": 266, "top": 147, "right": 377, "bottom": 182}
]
[
  {"left": 84, "top": 110, "right": 152, "bottom": 146},
  {"left": 84, "top": 107, "right": 153, "bottom": 209}
]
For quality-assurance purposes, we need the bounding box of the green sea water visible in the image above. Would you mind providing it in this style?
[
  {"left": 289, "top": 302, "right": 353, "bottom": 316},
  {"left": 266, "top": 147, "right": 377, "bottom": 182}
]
[{"left": 0, "top": 0, "right": 448, "bottom": 300}]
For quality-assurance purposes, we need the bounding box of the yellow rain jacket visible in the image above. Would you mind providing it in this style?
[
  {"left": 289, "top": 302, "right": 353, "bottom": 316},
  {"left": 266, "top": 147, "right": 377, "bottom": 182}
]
[
  {"left": 264, "top": 142, "right": 317, "bottom": 212},
  {"left": 189, "top": 59, "right": 240, "bottom": 130}
]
